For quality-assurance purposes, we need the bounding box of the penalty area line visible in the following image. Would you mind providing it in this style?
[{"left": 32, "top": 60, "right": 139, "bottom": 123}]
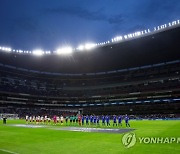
[{"left": 0, "top": 149, "right": 19, "bottom": 154}]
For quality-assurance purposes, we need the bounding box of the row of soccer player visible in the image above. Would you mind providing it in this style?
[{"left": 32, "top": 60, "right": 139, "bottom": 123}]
[
  {"left": 72, "top": 115, "right": 130, "bottom": 127},
  {"left": 25, "top": 115, "right": 62, "bottom": 124},
  {"left": 25, "top": 115, "right": 130, "bottom": 127}
]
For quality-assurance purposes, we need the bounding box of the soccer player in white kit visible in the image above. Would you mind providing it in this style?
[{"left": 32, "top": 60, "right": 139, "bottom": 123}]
[
  {"left": 29, "top": 116, "right": 32, "bottom": 123},
  {"left": 44, "top": 115, "right": 47, "bottom": 124},
  {"left": 57, "top": 116, "right": 60, "bottom": 124},
  {"left": 60, "top": 115, "right": 64, "bottom": 125},
  {"left": 48, "top": 117, "right": 51, "bottom": 124},
  {"left": 38, "top": 116, "right": 40, "bottom": 124},
  {"left": 36, "top": 116, "right": 39, "bottom": 124},
  {"left": 32, "top": 116, "right": 35, "bottom": 124},
  {"left": 25, "top": 115, "right": 28, "bottom": 124},
  {"left": 40, "top": 116, "right": 44, "bottom": 124}
]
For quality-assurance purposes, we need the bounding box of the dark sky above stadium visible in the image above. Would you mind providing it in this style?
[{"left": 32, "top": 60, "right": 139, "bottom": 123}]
[{"left": 0, "top": 0, "right": 180, "bottom": 50}]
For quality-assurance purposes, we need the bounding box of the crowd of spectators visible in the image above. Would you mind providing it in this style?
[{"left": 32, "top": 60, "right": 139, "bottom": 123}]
[{"left": 0, "top": 61, "right": 179, "bottom": 98}]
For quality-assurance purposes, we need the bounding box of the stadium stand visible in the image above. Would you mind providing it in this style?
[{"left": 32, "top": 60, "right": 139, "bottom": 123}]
[{"left": 0, "top": 25, "right": 180, "bottom": 118}]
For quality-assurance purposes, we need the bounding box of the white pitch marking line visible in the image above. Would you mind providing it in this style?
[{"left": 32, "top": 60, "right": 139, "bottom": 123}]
[{"left": 0, "top": 149, "right": 19, "bottom": 154}]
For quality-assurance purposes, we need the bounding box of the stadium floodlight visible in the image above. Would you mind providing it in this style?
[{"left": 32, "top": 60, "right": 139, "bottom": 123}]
[
  {"left": 124, "top": 35, "right": 128, "bottom": 39},
  {"left": 77, "top": 45, "right": 84, "bottom": 51},
  {"left": 112, "top": 36, "right": 123, "bottom": 42},
  {"left": 1, "top": 47, "right": 12, "bottom": 52},
  {"left": 19, "top": 50, "right": 23, "bottom": 53},
  {"left": 32, "top": 49, "right": 44, "bottom": 56},
  {"left": 45, "top": 51, "right": 51, "bottom": 54},
  {"left": 7, "top": 47, "right": 12, "bottom": 52},
  {"left": 56, "top": 47, "right": 73, "bottom": 55},
  {"left": 84, "top": 43, "right": 96, "bottom": 50}
]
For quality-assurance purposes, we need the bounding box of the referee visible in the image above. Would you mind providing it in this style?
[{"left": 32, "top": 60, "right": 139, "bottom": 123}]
[{"left": 3, "top": 116, "right": 7, "bottom": 124}]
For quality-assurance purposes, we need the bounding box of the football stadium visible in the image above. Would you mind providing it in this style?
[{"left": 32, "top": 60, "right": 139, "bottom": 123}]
[{"left": 0, "top": 1, "right": 180, "bottom": 154}]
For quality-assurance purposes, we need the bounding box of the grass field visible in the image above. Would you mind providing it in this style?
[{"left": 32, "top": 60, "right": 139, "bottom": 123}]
[{"left": 0, "top": 119, "right": 179, "bottom": 154}]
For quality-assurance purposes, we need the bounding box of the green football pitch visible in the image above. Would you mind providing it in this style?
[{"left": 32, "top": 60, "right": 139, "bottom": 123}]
[{"left": 0, "top": 119, "right": 179, "bottom": 154}]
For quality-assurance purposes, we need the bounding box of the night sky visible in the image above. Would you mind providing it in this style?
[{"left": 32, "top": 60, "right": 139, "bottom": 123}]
[{"left": 0, "top": 0, "right": 180, "bottom": 51}]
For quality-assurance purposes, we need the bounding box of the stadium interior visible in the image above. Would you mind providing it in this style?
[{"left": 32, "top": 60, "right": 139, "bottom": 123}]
[{"left": 0, "top": 25, "right": 180, "bottom": 119}]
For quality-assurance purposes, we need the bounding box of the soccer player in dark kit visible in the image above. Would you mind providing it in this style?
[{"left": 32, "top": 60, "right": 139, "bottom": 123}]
[
  {"left": 81, "top": 115, "right": 84, "bottom": 126},
  {"left": 113, "top": 115, "right": 117, "bottom": 127},
  {"left": 97, "top": 116, "right": 100, "bottom": 126},
  {"left": 93, "top": 116, "right": 97, "bottom": 125},
  {"left": 125, "top": 115, "right": 130, "bottom": 127},
  {"left": 118, "top": 115, "right": 122, "bottom": 126},
  {"left": 85, "top": 115, "right": 89, "bottom": 126},
  {"left": 106, "top": 115, "right": 110, "bottom": 126},
  {"left": 90, "top": 115, "right": 93, "bottom": 125},
  {"left": 102, "top": 115, "right": 105, "bottom": 126}
]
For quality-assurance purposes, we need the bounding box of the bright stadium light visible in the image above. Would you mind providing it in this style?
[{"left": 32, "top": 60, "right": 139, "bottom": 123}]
[
  {"left": 77, "top": 45, "right": 84, "bottom": 51},
  {"left": 1, "top": 47, "right": 12, "bottom": 52},
  {"left": 19, "top": 50, "right": 23, "bottom": 53},
  {"left": 84, "top": 43, "right": 96, "bottom": 50},
  {"left": 0, "top": 19, "right": 179, "bottom": 55},
  {"left": 45, "top": 51, "right": 51, "bottom": 54},
  {"left": 32, "top": 49, "right": 44, "bottom": 56},
  {"left": 112, "top": 36, "right": 123, "bottom": 42},
  {"left": 56, "top": 46, "right": 73, "bottom": 55}
]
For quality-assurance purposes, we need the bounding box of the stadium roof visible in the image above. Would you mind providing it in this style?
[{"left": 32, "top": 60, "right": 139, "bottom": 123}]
[{"left": 0, "top": 25, "right": 180, "bottom": 74}]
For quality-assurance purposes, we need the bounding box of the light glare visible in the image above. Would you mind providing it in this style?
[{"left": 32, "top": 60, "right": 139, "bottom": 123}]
[
  {"left": 57, "top": 47, "right": 73, "bottom": 55},
  {"left": 32, "top": 49, "right": 44, "bottom": 56},
  {"left": 77, "top": 45, "right": 84, "bottom": 51},
  {"left": 84, "top": 43, "right": 96, "bottom": 50}
]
